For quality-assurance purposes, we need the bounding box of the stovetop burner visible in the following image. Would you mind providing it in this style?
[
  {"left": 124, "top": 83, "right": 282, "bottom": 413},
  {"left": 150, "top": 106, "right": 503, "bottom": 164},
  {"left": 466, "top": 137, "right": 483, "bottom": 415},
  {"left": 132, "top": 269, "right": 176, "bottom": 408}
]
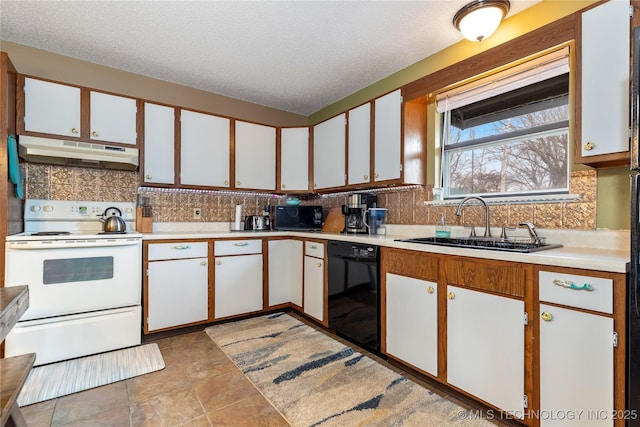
[
  {"left": 30, "top": 231, "right": 72, "bottom": 236},
  {"left": 98, "top": 231, "right": 128, "bottom": 235}
]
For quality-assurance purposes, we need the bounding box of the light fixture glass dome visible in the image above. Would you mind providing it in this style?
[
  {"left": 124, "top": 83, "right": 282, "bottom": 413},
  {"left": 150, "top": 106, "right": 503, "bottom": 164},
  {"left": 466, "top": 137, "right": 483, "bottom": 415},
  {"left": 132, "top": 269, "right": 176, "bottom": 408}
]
[{"left": 453, "top": 0, "right": 510, "bottom": 42}]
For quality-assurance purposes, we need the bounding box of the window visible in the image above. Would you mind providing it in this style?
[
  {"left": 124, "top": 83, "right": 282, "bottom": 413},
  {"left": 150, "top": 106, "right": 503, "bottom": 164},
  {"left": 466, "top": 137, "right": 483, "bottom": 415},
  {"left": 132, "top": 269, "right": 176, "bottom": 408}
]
[{"left": 436, "top": 49, "right": 570, "bottom": 198}]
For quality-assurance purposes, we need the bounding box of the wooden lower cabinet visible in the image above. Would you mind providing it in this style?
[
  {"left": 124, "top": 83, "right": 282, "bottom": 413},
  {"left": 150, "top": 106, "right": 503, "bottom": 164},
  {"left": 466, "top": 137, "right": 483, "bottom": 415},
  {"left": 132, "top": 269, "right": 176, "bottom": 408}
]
[
  {"left": 381, "top": 248, "right": 627, "bottom": 427},
  {"left": 539, "top": 304, "right": 614, "bottom": 426},
  {"left": 447, "top": 285, "right": 525, "bottom": 417},
  {"left": 303, "top": 240, "right": 326, "bottom": 323},
  {"left": 385, "top": 273, "right": 438, "bottom": 376},
  {"left": 145, "top": 241, "right": 210, "bottom": 333}
]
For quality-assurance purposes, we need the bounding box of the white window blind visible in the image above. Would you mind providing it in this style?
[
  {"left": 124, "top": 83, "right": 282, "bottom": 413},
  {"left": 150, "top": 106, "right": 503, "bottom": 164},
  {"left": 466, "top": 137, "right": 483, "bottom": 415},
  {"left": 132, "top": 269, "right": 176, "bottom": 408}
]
[{"left": 436, "top": 47, "right": 570, "bottom": 113}]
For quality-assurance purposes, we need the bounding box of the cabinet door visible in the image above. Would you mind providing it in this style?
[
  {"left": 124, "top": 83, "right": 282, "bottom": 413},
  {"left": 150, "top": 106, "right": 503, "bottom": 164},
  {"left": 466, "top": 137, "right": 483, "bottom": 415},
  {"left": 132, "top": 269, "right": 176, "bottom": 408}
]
[
  {"left": 374, "top": 89, "right": 402, "bottom": 182},
  {"left": 447, "top": 285, "right": 524, "bottom": 416},
  {"left": 303, "top": 255, "right": 324, "bottom": 322},
  {"left": 235, "top": 121, "right": 276, "bottom": 190},
  {"left": 24, "top": 77, "right": 81, "bottom": 137},
  {"left": 385, "top": 273, "right": 437, "bottom": 376},
  {"left": 347, "top": 103, "right": 371, "bottom": 185},
  {"left": 181, "top": 110, "right": 230, "bottom": 187},
  {"left": 90, "top": 91, "right": 137, "bottom": 145},
  {"left": 580, "top": 0, "right": 629, "bottom": 159},
  {"left": 539, "top": 304, "right": 614, "bottom": 426},
  {"left": 280, "top": 127, "right": 309, "bottom": 191},
  {"left": 143, "top": 103, "right": 175, "bottom": 185},
  {"left": 147, "top": 257, "right": 208, "bottom": 331},
  {"left": 313, "top": 113, "right": 346, "bottom": 190},
  {"left": 214, "top": 254, "right": 263, "bottom": 318},
  {"left": 268, "top": 240, "right": 303, "bottom": 307}
]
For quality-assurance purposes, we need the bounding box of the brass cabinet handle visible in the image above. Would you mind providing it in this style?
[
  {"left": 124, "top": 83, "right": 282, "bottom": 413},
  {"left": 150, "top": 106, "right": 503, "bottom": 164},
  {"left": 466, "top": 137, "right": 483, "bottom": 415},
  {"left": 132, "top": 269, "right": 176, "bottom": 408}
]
[
  {"left": 584, "top": 141, "right": 594, "bottom": 151},
  {"left": 427, "top": 286, "right": 434, "bottom": 294},
  {"left": 215, "top": 260, "right": 222, "bottom": 265},
  {"left": 224, "top": 180, "right": 229, "bottom": 186},
  {"left": 317, "top": 262, "right": 322, "bottom": 267},
  {"left": 282, "top": 184, "right": 286, "bottom": 189},
  {"left": 200, "top": 261, "right": 207, "bottom": 266},
  {"left": 364, "top": 175, "right": 368, "bottom": 180},
  {"left": 92, "top": 131, "right": 99, "bottom": 137},
  {"left": 145, "top": 174, "right": 152, "bottom": 179},
  {"left": 171, "top": 245, "right": 191, "bottom": 250},
  {"left": 233, "top": 242, "right": 249, "bottom": 247},
  {"left": 71, "top": 127, "right": 79, "bottom": 134},
  {"left": 374, "top": 172, "right": 379, "bottom": 178},
  {"left": 237, "top": 181, "right": 241, "bottom": 186},
  {"left": 541, "top": 312, "right": 553, "bottom": 322},
  {"left": 447, "top": 292, "right": 455, "bottom": 300}
]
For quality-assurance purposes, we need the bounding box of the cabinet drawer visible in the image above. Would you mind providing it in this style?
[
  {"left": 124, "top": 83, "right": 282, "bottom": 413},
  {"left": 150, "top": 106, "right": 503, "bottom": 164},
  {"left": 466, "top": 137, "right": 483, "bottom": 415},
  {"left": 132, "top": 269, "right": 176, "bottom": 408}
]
[
  {"left": 305, "top": 241, "right": 325, "bottom": 258},
  {"left": 539, "top": 271, "right": 612, "bottom": 314},
  {"left": 215, "top": 239, "right": 262, "bottom": 256},
  {"left": 148, "top": 242, "right": 208, "bottom": 261}
]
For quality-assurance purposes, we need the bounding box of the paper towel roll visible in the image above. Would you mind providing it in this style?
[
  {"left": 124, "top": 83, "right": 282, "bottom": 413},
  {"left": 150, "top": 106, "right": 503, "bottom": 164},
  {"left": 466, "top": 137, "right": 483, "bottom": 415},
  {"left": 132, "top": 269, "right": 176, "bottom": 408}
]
[{"left": 234, "top": 205, "right": 242, "bottom": 230}]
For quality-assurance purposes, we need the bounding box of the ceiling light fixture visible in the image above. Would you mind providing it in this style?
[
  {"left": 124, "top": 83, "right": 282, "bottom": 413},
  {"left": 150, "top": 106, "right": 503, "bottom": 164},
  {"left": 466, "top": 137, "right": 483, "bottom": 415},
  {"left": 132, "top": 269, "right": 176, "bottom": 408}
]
[{"left": 453, "top": 0, "right": 511, "bottom": 42}]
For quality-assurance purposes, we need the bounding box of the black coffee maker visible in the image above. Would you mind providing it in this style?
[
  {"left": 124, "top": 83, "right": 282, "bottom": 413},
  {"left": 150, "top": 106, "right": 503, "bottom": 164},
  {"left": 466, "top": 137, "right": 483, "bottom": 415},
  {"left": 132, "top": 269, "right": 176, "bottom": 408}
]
[{"left": 342, "top": 193, "right": 377, "bottom": 234}]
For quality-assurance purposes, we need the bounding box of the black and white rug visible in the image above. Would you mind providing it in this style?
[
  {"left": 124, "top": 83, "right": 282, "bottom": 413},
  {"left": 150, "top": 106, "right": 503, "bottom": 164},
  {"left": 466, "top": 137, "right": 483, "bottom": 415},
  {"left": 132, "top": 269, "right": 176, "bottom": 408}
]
[
  {"left": 18, "top": 343, "right": 165, "bottom": 407},
  {"left": 206, "top": 312, "right": 493, "bottom": 427}
]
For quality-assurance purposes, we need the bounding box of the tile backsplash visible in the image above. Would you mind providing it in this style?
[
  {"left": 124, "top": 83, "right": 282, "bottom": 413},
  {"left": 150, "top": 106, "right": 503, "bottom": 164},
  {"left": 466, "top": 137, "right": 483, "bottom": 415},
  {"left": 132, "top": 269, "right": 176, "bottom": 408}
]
[{"left": 24, "top": 163, "right": 597, "bottom": 230}]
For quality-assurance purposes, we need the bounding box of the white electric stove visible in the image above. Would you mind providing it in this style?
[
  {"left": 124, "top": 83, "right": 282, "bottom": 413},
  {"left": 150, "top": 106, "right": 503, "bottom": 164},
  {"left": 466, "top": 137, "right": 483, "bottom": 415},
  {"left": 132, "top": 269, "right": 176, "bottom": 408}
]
[{"left": 5, "top": 199, "right": 143, "bottom": 366}]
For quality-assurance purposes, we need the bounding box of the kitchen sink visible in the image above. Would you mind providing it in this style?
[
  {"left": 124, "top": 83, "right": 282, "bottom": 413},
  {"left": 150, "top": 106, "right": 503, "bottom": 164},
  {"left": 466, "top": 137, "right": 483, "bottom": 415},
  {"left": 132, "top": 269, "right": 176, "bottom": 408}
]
[{"left": 395, "top": 236, "right": 562, "bottom": 253}]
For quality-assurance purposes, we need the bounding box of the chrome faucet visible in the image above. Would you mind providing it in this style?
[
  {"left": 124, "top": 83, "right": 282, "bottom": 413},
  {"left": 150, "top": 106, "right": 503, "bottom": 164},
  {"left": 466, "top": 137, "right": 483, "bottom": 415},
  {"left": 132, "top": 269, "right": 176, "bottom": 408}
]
[{"left": 455, "top": 195, "right": 492, "bottom": 238}]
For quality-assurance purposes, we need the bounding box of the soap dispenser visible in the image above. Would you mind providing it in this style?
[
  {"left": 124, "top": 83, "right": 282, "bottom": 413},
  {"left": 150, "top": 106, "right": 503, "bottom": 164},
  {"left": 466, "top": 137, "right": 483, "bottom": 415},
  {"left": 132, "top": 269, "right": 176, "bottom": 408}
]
[{"left": 435, "top": 213, "right": 451, "bottom": 238}]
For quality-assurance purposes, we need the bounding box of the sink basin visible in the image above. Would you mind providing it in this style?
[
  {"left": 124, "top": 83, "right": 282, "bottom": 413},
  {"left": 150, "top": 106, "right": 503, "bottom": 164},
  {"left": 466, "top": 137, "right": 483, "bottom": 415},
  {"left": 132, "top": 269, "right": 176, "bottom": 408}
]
[{"left": 395, "top": 236, "right": 562, "bottom": 253}]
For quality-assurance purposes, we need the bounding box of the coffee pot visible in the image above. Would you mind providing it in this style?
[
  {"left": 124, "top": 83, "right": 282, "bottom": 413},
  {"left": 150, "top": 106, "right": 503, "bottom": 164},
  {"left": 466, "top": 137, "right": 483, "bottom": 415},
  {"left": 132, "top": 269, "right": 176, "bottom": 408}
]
[{"left": 342, "top": 193, "right": 377, "bottom": 234}]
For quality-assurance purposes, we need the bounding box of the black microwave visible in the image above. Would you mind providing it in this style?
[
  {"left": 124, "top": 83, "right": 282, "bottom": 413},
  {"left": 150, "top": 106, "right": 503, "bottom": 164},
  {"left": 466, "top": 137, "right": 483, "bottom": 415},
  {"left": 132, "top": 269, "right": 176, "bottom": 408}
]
[{"left": 271, "top": 205, "right": 323, "bottom": 231}]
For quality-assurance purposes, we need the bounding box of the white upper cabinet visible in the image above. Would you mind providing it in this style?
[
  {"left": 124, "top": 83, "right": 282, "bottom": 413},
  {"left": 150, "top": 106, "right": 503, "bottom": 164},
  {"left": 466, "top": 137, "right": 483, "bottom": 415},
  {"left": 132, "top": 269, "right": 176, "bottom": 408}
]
[
  {"left": 23, "top": 77, "right": 81, "bottom": 138},
  {"left": 143, "top": 102, "right": 175, "bottom": 185},
  {"left": 280, "top": 127, "right": 309, "bottom": 192},
  {"left": 181, "top": 110, "right": 230, "bottom": 187},
  {"left": 89, "top": 91, "right": 137, "bottom": 145},
  {"left": 347, "top": 103, "right": 371, "bottom": 186},
  {"left": 579, "top": 0, "right": 629, "bottom": 162},
  {"left": 313, "top": 113, "right": 346, "bottom": 190},
  {"left": 374, "top": 89, "right": 402, "bottom": 182},
  {"left": 235, "top": 121, "right": 276, "bottom": 190}
]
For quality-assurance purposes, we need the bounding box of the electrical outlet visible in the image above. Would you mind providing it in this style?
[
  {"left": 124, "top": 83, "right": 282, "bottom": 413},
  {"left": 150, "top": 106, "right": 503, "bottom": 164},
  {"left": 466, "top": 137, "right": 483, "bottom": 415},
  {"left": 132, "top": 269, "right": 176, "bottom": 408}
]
[{"left": 193, "top": 208, "right": 202, "bottom": 220}]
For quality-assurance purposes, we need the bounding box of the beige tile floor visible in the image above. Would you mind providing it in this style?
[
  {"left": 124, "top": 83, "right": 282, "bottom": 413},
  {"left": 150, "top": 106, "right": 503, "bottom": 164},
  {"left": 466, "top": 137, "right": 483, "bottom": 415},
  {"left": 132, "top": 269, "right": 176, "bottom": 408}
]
[
  {"left": 19, "top": 315, "right": 513, "bottom": 427},
  {"left": 20, "top": 329, "right": 289, "bottom": 427}
]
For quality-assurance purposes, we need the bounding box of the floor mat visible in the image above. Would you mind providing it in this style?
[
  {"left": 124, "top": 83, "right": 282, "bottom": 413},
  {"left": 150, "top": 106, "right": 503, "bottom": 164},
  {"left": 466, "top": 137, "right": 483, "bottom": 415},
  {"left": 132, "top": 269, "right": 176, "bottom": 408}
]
[
  {"left": 18, "top": 343, "right": 165, "bottom": 407},
  {"left": 206, "top": 312, "right": 494, "bottom": 427}
]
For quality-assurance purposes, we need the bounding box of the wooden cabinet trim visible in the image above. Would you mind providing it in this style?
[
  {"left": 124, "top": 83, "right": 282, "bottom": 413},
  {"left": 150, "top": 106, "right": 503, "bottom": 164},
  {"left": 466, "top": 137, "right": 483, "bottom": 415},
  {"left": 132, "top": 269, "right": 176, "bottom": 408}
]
[
  {"left": 442, "top": 257, "right": 527, "bottom": 298},
  {"left": 381, "top": 247, "right": 438, "bottom": 281}
]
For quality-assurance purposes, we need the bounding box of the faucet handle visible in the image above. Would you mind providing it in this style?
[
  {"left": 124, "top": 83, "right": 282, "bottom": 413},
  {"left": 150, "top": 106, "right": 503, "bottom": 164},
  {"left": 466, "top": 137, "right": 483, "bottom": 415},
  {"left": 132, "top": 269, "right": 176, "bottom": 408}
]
[
  {"left": 500, "top": 225, "right": 517, "bottom": 241},
  {"left": 519, "top": 222, "right": 541, "bottom": 244},
  {"left": 464, "top": 225, "right": 477, "bottom": 237}
]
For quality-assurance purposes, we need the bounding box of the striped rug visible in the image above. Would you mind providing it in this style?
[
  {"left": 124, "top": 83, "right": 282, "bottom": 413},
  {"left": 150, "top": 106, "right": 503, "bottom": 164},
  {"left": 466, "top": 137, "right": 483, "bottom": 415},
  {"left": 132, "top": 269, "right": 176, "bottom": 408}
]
[
  {"left": 205, "top": 312, "right": 493, "bottom": 427},
  {"left": 17, "top": 343, "right": 165, "bottom": 406}
]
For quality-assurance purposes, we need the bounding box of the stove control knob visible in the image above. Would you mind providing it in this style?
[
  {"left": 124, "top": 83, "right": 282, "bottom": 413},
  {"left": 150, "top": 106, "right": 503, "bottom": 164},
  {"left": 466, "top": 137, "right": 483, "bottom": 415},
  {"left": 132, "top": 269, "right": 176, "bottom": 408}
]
[
  {"left": 30, "top": 205, "right": 41, "bottom": 212},
  {"left": 43, "top": 205, "right": 54, "bottom": 213}
]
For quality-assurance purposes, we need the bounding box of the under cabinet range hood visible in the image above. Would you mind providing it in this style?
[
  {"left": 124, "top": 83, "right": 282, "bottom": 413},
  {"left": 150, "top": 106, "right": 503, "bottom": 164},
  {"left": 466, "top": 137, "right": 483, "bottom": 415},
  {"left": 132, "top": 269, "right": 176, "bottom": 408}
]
[{"left": 18, "top": 135, "right": 139, "bottom": 171}]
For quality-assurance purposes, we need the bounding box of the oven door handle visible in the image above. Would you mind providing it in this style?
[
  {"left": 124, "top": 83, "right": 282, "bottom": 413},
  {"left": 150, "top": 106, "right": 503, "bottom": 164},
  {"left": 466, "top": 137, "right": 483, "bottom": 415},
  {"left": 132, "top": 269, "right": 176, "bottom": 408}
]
[{"left": 6, "top": 239, "right": 141, "bottom": 250}]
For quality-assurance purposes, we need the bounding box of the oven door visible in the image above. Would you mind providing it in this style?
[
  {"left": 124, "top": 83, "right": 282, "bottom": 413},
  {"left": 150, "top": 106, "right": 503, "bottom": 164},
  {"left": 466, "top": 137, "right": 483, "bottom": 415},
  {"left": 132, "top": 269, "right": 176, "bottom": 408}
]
[{"left": 5, "top": 238, "right": 141, "bottom": 320}]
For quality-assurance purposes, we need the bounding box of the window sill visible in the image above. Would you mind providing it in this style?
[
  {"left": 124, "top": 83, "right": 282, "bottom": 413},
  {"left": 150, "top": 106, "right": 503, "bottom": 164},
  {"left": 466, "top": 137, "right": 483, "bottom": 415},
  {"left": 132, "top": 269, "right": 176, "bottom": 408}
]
[{"left": 424, "top": 193, "right": 583, "bottom": 206}]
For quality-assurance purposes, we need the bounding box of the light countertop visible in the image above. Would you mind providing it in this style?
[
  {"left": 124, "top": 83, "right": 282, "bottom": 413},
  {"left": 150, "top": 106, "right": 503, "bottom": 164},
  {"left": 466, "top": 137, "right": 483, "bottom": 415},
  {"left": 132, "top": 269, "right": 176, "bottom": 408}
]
[{"left": 142, "top": 225, "right": 630, "bottom": 273}]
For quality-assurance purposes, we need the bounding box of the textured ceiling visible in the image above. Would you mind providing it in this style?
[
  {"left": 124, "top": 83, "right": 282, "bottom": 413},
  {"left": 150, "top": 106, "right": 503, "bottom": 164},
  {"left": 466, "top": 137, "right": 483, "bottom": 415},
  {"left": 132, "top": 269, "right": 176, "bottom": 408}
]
[{"left": 0, "top": 0, "right": 540, "bottom": 116}]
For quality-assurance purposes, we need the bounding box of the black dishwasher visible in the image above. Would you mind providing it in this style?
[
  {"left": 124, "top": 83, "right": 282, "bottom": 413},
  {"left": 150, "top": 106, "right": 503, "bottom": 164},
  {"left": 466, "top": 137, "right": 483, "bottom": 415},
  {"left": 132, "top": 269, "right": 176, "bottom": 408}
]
[{"left": 327, "top": 240, "right": 380, "bottom": 354}]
